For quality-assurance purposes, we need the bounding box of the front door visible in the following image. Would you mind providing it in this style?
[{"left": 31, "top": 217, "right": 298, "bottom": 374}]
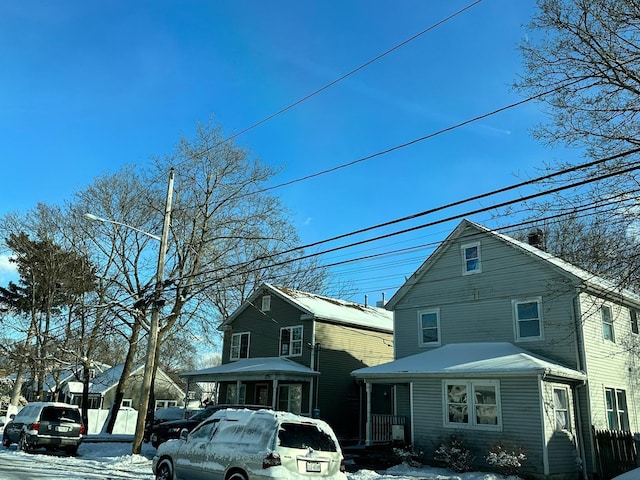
[{"left": 255, "top": 383, "right": 269, "bottom": 406}]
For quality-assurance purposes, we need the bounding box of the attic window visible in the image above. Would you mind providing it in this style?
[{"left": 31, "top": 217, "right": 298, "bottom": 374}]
[
  {"left": 261, "top": 295, "right": 271, "bottom": 312},
  {"left": 461, "top": 242, "right": 481, "bottom": 275}
]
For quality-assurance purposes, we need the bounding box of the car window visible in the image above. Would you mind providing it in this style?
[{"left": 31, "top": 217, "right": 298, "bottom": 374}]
[
  {"left": 278, "top": 423, "right": 337, "bottom": 452},
  {"left": 41, "top": 407, "right": 81, "bottom": 423},
  {"left": 189, "top": 419, "right": 219, "bottom": 440},
  {"left": 191, "top": 407, "right": 217, "bottom": 422}
]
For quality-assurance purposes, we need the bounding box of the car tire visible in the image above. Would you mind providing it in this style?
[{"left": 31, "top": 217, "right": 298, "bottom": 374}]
[
  {"left": 66, "top": 445, "right": 79, "bottom": 456},
  {"left": 227, "top": 471, "right": 248, "bottom": 480},
  {"left": 155, "top": 458, "right": 175, "bottom": 480},
  {"left": 2, "top": 435, "right": 10, "bottom": 448},
  {"left": 18, "top": 434, "right": 30, "bottom": 453}
]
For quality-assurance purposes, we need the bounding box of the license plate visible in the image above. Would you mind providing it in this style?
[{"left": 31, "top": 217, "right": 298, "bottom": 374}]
[
  {"left": 55, "top": 426, "right": 70, "bottom": 432},
  {"left": 306, "top": 461, "right": 321, "bottom": 472}
]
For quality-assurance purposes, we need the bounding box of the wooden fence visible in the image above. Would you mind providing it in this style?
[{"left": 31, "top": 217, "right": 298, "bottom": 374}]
[{"left": 592, "top": 427, "right": 638, "bottom": 480}]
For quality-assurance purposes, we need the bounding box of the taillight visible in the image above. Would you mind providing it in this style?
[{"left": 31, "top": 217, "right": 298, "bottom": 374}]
[
  {"left": 29, "top": 421, "right": 40, "bottom": 431},
  {"left": 79, "top": 424, "right": 86, "bottom": 435},
  {"left": 262, "top": 452, "right": 281, "bottom": 468},
  {"left": 340, "top": 458, "right": 346, "bottom": 473}
]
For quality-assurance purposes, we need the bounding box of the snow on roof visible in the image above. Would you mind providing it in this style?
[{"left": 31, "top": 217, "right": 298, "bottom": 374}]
[
  {"left": 269, "top": 284, "right": 393, "bottom": 332},
  {"left": 352, "top": 342, "right": 586, "bottom": 381},
  {"left": 87, "top": 363, "right": 144, "bottom": 394},
  {"left": 180, "top": 357, "right": 319, "bottom": 382}
]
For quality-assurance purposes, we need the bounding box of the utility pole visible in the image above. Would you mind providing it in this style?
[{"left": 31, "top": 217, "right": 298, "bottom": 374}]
[{"left": 131, "top": 167, "right": 174, "bottom": 454}]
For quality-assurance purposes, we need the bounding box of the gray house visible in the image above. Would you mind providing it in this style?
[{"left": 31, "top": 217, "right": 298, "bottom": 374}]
[
  {"left": 181, "top": 283, "right": 394, "bottom": 442},
  {"left": 353, "top": 219, "right": 640, "bottom": 479}
]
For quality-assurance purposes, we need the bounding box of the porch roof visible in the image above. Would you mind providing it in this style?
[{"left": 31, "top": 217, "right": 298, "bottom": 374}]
[
  {"left": 180, "top": 357, "right": 320, "bottom": 383},
  {"left": 351, "top": 342, "right": 587, "bottom": 381}
]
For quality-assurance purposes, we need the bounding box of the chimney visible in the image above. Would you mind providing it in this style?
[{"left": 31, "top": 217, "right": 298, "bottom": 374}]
[
  {"left": 376, "top": 292, "right": 387, "bottom": 308},
  {"left": 527, "top": 228, "right": 545, "bottom": 250}
]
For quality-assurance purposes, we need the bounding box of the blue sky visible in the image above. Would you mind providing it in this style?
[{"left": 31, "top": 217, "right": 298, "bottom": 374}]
[{"left": 0, "top": 1, "right": 575, "bottom": 301}]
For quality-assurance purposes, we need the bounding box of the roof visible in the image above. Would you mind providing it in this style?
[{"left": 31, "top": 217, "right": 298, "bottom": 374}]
[
  {"left": 180, "top": 357, "right": 319, "bottom": 383},
  {"left": 352, "top": 342, "right": 586, "bottom": 381},
  {"left": 387, "top": 219, "right": 640, "bottom": 309},
  {"left": 220, "top": 283, "right": 393, "bottom": 333}
]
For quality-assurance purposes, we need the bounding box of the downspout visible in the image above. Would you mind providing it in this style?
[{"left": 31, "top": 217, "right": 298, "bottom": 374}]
[
  {"left": 573, "top": 291, "right": 590, "bottom": 480},
  {"left": 538, "top": 373, "right": 550, "bottom": 476},
  {"left": 310, "top": 318, "right": 317, "bottom": 417},
  {"left": 409, "top": 381, "right": 415, "bottom": 446}
]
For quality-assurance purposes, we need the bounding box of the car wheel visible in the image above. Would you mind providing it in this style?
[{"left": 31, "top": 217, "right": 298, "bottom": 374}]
[
  {"left": 155, "top": 458, "right": 174, "bottom": 480},
  {"left": 18, "top": 434, "right": 30, "bottom": 453},
  {"left": 66, "top": 445, "right": 79, "bottom": 456},
  {"left": 2, "top": 434, "right": 10, "bottom": 448},
  {"left": 227, "top": 471, "right": 248, "bottom": 480}
]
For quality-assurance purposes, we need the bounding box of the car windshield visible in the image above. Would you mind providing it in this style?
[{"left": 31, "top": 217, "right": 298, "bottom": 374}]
[
  {"left": 191, "top": 407, "right": 217, "bottom": 422},
  {"left": 278, "top": 423, "right": 337, "bottom": 452}
]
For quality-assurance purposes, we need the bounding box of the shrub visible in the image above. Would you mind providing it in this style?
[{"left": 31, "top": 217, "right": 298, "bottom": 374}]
[
  {"left": 392, "top": 445, "right": 423, "bottom": 467},
  {"left": 486, "top": 442, "right": 527, "bottom": 476},
  {"left": 433, "top": 434, "right": 474, "bottom": 473}
]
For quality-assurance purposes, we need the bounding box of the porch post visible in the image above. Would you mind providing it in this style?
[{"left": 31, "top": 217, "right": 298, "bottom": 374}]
[
  {"left": 366, "top": 382, "right": 372, "bottom": 446},
  {"left": 271, "top": 379, "right": 279, "bottom": 410}
]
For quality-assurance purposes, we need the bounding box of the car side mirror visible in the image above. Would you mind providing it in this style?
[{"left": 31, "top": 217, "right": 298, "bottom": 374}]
[
  {"left": 180, "top": 428, "right": 189, "bottom": 441},
  {"left": 9, "top": 414, "right": 15, "bottom": 420}
]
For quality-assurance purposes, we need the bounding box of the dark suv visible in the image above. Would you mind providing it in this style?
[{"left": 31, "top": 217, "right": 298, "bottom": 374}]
[
  {"left": 150, "top": 404, "right": 262, "bottom": 448},
  {"left": 2, "top": 402, "right": 84, "bottom": 455}
]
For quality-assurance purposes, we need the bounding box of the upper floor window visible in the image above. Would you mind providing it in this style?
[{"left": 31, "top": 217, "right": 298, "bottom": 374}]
[
  {"left": 444, "top": 380, "right": 501, "bottom": 431},
  {"left": 602, "top": 305, "right": 615, "bottom": 342},
  {"left": 461, "top": 242, "right": 481, "bottom": 275},
  {"left": 230, "top": 332, "right": 250, "bottom": 360},
  {"left": 280, "top": 326, "right": 303, "bottom": 357},
  {"left": 553, "top": 387, "right": 570, "bottom": 431},
  {"left": 513, "top": 297, "right": 543, "bottom": 341},
  {"left": 605, "top": 388, "right": 629, "bottom": 431},
  {"left": 261, "top": 295, "right": 271, "bottom": 312},
  {"left": 418, "top": 309, "right": 440, "bottom": 346},
  {"left": 630, "top": 309, "right": 639, "bottom": 335}
]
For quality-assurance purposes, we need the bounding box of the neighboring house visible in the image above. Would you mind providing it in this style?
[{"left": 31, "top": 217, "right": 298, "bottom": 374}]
[
  {"left": 353, "top": 219, "right": 640, "bottom": 479},
  {"left": 21, "top": 362, "right": 112, "bottom": 403},
  {"left": 180, "top": 283, "right": 394, "bottom": 442},
  {"left": 59, "top": 363, "right": 185, "bottom": 412}
]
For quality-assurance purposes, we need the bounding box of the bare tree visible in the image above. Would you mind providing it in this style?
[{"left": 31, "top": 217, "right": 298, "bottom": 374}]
[
  {"left": 72, "top": 120, "right": 328, "bottom": 451},
  {"left": 513, "top": 0, "right": 640, "bottom": 288}
]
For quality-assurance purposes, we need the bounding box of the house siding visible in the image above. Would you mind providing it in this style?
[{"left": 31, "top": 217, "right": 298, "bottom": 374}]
[
  {"left": 579, "top": 292, "right": 640, "bottom": 432},
  {"left": 411, "top": 377, "right": 548, "bottom": 477},
  {"left": 315, "top": 321, "right": 393, "bottom": 440},
  {"left": 221, "top": 292, "right": 313, "bottom": 369},
  {"left": 393, "top": 228, "right": 580, "bottom": 370}
]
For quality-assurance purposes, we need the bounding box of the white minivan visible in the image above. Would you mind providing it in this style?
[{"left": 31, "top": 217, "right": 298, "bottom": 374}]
[{"left": 152, "top": 408, "right": 347, "bottom": 480}]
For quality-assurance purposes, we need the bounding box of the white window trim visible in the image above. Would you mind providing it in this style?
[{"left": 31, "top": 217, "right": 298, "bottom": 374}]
[
  {"left": 121, "top": 399, "right": 132, "bottom": 408},
  {"left": 442, "top": 379, "right": 502, "bottom": 432},
  {"left": 553, "top": 386, "right": 571, "bottom": 432},
  {"left": 230, "top": 331, "right": 250, "bottom": 361},
  {"left": 280, "top": 325, "right": 304, "bottom": 357},
  {"left": 461, "top": 242, "right": 482, "bottom": 275},
  {"left": 602, "top": 305, "right": 615, "bottom": 343},
  {"left": 261, "top": 295, "right": 271, "bottom": 312},
  {"left": 417, "top": 308, "right": 441, "bottom": 347},
  {"left": 512, "top": 297, "right": 544, "bottom": 342}
]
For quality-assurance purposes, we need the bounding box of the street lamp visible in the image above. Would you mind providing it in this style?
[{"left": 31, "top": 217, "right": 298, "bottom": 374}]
[{"left": 85, "top": 168, "right": 174, "bottom": 454}]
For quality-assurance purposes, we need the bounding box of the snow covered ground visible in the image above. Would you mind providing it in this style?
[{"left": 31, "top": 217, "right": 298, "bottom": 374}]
[{"left": 0, "top": 439, "right": 523, "bottom": 480}]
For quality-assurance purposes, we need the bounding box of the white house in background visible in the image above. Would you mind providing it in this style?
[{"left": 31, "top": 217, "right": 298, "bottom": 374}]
[
  {"left": 60, "top": 363, "right": 185, "bottom": 411},
  {"left": 353, "top": 219, "right": 640, "bottom": 480}
]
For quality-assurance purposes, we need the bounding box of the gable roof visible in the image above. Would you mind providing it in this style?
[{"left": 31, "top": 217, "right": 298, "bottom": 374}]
[
  {"left": 387, "top": 219, "right": 640, "bottom": 309},
  {"left": 352, "top": 342, "right": 586, "bottom": 381},
  {"left": 220, "top": 283, "right": 393, "bottom": 333}
]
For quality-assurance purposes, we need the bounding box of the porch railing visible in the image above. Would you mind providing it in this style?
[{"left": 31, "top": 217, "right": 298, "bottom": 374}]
[{"left": 369, "top": 414, "right": 407, "bottom": 444}]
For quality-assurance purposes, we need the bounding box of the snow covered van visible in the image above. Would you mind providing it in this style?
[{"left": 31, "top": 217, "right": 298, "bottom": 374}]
[{"left": 152, "top": 408, "right": 347, "bottom": 480}]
